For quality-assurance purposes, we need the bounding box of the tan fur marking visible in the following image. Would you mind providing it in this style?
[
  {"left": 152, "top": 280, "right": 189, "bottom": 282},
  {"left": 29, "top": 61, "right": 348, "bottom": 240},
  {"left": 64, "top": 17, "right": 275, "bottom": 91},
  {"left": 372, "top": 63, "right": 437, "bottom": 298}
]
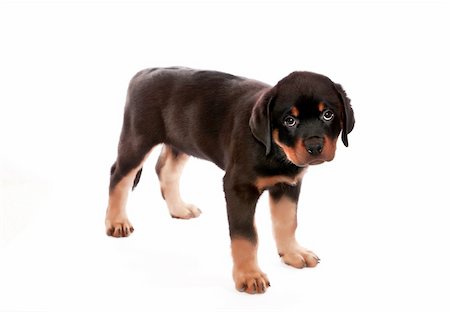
[
  {"left": 290, "top": 106, "right": 300, "bottom": 117},
  {"left": 318, "top": 102, "right": 326, "bottom": 112},
  {"left": 272, "top": 129, "right": 302, "bottom": 164},
  {"left": 158, "top": 145, "right": 201, "bottom": 219},
  {"left": 321, "top": 136, "right": 337, "bottom": 162},
  {"left": 255, "top": 169, "right": 306, "bottom": 192},
  {"left": 231, "top": 239, "right": 270, "bottom": 294},
  {"left": 105, "top": 150, "right": 152, "bottom": 237},
  {"left": 269, "top": 195, "right": 320, "bottom": 268},
  {"left": 270, "top": 196, "right": 298, "bottom": 253}
]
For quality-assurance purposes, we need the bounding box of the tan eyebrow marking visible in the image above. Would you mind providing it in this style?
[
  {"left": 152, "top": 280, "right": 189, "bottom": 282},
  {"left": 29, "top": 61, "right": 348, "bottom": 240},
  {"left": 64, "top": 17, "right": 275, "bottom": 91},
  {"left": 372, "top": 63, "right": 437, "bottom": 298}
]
[{"left": 318, "top": 102, "right": 326, "bottom": 112}]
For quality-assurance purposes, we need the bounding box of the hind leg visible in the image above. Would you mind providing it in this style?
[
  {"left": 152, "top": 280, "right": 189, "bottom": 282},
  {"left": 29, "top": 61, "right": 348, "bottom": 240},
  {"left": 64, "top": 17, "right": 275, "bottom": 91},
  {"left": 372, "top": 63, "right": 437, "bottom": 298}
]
[
  {"left": 155, "top": 145, "right": 201, "bottom": 219},
  {"left": 106, "top": 142, "right": 154, "bottom": 237}
]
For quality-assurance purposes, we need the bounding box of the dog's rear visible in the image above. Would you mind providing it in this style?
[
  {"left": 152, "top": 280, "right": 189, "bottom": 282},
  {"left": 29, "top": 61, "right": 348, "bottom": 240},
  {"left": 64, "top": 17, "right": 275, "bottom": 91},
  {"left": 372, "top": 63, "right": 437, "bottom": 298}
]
[{"left": 107, "top": 67, "right": 269, "bottom": 234}]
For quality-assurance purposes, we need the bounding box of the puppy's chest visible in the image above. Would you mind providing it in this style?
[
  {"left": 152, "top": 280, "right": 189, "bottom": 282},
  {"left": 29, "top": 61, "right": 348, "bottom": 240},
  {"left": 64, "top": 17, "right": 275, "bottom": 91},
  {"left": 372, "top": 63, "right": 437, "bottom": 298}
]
[{"left": 254, "top": 168, "right": 307, "bottom": 192}]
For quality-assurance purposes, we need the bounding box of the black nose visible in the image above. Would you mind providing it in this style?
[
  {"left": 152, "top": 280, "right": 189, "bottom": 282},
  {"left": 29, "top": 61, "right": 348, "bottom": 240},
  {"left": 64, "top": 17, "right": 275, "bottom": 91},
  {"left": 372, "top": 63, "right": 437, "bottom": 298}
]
[{"left": 305, "top": 137, "right": 323, "bottom": 156}]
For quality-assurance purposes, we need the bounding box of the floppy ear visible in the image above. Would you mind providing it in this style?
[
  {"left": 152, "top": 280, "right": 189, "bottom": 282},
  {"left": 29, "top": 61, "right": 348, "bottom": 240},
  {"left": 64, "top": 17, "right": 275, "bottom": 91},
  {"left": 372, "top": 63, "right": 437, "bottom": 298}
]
[
  {"left": 333, "top": 83, "right": 354, "bottom": 147},
  {"left": 249, "top": 90, "right": 274, "bottom": 155}
]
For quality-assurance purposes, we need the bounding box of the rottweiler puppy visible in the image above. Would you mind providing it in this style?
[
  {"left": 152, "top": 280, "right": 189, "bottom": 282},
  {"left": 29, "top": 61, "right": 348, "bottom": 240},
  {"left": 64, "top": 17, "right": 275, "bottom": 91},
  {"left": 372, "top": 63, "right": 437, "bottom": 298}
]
[{"left": 105, "top": 67, "right": 354, "bottom": 294}]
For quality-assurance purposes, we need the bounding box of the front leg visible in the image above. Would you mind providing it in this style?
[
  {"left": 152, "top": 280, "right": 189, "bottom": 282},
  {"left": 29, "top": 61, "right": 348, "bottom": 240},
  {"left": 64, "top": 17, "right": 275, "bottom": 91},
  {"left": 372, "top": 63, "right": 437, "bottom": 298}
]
[
  {"left": 269, "top": 183, "right": 320, "bottom": 268},
  {"left": 223, "top": 173, "right": 270, "bottom": 294}
]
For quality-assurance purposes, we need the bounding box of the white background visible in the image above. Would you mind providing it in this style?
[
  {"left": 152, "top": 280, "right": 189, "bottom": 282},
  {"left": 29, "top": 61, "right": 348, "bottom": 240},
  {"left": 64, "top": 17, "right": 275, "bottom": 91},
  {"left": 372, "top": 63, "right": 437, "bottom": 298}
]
[{"left": 1, "top": 1, "right": 449, "bottom": 311}]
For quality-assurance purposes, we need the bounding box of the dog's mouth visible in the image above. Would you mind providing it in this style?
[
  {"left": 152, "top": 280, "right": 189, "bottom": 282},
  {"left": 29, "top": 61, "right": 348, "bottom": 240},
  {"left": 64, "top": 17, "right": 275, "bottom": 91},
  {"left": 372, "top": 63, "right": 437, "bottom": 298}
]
[
  {"left": 291, "top": 154, "right": 334, "bottom": 167},
  {"left": 293, "top": 158, "right": 326, "bottom": 167},
  {"left": 283, "top": 153, "right": 332, "bottom": 167},
  {"left": 308, "top": 159, "right": 325, "bottom": 165}
]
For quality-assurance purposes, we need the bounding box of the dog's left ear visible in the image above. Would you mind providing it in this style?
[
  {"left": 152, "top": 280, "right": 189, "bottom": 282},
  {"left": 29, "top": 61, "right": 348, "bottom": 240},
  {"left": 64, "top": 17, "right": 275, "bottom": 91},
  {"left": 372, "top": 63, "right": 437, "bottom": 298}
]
[
  {"left": 249, "top": 90, "right": 274, "bottom": 155},
  {"left": 333, "top": 83, "right": 355, "bottom": 147}
]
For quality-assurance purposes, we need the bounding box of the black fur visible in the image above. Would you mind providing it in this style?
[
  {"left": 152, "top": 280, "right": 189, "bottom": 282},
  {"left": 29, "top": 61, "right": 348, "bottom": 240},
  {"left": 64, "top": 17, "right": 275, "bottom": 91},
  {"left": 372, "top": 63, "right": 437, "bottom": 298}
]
[{"left": 109, "top": 67, "right": 354, "bottom": 243}]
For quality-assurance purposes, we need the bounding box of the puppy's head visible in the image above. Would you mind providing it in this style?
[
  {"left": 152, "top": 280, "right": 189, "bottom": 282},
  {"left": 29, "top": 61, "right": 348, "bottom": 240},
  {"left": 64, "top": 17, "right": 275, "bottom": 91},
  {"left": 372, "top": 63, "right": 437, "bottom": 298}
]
[{"left": 249, "top": 71, "right": 354, "bottom": 166}]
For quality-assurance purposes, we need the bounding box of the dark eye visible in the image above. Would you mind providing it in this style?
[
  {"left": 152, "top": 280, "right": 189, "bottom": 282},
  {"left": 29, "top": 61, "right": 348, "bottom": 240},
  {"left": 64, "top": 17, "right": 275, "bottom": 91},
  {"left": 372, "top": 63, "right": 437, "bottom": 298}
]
[
  {"left": 283, "top": 115, "right": 298, "bottom": 127},
  {"left": 322, "top": 110, "right": 334, "bottom": 122}
]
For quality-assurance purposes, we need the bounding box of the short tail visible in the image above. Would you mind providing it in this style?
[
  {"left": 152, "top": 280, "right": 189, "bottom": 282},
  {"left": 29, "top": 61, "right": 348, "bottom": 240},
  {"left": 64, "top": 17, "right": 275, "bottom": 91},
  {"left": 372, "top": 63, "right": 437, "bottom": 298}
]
[{"left": 132, "top": 168, "right": 143, "bottom": 191}]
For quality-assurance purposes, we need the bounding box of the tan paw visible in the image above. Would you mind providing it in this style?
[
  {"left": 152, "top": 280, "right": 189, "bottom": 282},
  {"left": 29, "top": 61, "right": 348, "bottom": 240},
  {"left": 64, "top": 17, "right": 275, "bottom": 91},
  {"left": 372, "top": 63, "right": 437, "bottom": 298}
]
[
  {"left": 280, "top": 246, "right": 320, "bottom": 268},
  {"left": 169, "top": 203, "right": 202, "bottom": 219},
  {"left": 105, "top": 217, "right": 134, "bottom": 238},
  {"left": 233, "top": 268, "right": 270, "bottom": 294}
]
